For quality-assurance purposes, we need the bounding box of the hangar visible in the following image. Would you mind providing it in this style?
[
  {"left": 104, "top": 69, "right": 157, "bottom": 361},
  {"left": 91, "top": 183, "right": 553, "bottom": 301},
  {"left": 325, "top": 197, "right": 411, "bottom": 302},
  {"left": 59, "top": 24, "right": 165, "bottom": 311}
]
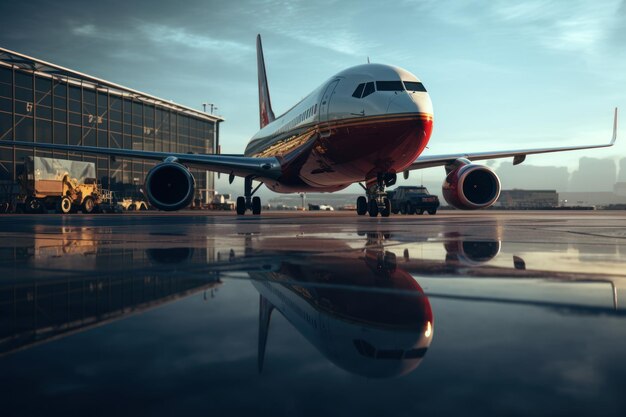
[{"left": 0, "top": 47, "right": 223, "bottom": 206}]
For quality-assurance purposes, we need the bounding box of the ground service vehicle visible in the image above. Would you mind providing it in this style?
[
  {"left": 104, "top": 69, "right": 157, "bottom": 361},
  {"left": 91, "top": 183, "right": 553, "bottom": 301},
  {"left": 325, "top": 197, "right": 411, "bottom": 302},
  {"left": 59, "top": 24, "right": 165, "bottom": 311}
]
[
  {"left": 118, "top": 198, "right": 149, "bottom": 211},
  {"left": 207, "top": 193, "right": 235, "bottom": 211},
  {"left": 388, "top": 186, "right": 440, "bottom": 215},
  {"left": 19, "top": 156, "right": 103, "bottom": 214}
]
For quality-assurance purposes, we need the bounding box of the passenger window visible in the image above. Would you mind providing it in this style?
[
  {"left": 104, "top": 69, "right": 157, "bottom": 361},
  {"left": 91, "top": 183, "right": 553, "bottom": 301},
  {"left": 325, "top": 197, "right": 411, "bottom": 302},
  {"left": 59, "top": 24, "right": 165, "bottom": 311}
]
[
  {"left": 376, "top": 81, "right": 404, "bottom": 91},
  {"left": 362, "top": 82, "right": 375, "bottom": 97},
  {"left": 352, "top": 83, "right": 365, "bottom": 98},
  {"left": 404, "top": 81, "right": 427, "bottom": 92}
]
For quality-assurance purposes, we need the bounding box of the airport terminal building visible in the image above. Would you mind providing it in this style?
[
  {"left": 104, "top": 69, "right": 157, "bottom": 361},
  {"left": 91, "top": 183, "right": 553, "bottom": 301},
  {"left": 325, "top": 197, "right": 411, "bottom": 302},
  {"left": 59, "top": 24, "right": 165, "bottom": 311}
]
[{"left": 0, "top": 47, "right": 222, "bottom": 205}]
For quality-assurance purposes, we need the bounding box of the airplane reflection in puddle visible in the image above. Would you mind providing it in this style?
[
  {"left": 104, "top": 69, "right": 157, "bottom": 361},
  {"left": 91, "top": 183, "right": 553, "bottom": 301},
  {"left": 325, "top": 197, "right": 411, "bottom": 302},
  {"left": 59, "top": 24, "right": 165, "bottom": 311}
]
[
  {"left": 236, "top": 229, "right": 622, "bottom": 377},
  {"left": 252, "top": 248, "right": 434, "bottom": 378},
  {"left": 1, "top": 224, "right": 623, "bottom": 379}
]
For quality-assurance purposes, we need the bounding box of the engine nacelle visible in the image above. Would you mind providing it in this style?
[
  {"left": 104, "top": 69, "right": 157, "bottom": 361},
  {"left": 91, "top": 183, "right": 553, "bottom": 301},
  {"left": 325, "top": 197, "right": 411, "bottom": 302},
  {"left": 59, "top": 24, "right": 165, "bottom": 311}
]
[
  {"left": 444, "top": 240, "right": 502, "bottom": 266},
  {"left": 442, "top": 162, "right": 501, "bottom": 210},
  {"left": 145, "top": 162, "right": 195, "bottom": 211}
]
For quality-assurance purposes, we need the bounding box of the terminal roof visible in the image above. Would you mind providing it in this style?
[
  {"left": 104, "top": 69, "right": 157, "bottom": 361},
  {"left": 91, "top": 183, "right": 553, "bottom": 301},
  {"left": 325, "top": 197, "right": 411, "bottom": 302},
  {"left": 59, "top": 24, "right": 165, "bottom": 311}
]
[{"left": 0, "top": 47, "right": 223, "bottom": 123}]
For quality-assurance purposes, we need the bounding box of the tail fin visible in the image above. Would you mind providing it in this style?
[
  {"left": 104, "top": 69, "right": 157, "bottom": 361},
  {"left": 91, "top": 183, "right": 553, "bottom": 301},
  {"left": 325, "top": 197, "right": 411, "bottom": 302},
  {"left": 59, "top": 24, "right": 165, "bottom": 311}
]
[
  {"left": 257, "top": 34, "right": 275, "bottom": 129},
  {"left": 258, "top": 294, "right": 274, "bottom": 373}
]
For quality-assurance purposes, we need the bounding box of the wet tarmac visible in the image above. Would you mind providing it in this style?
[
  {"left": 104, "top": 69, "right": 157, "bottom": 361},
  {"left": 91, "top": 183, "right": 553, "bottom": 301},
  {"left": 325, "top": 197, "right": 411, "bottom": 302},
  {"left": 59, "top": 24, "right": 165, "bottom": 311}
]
[{"left": 1, "top": 210, "right": 625, "bottom": 416}]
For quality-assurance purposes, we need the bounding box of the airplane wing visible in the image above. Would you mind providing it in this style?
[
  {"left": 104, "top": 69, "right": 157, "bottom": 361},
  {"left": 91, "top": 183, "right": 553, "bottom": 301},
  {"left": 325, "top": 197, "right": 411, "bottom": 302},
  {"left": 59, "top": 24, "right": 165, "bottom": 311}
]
[
  {"left": 0, "top": 140, "right": 283, "bottom": 180},
  {"left": 406, "top": 108, "right": 618, "bottom": 171}
]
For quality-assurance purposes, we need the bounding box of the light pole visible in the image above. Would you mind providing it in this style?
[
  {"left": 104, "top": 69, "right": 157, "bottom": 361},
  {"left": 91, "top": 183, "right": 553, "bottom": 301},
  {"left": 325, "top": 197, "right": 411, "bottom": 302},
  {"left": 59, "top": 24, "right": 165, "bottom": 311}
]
[{"left": 202, "top": 103, "right": 218, "bottom": 114}]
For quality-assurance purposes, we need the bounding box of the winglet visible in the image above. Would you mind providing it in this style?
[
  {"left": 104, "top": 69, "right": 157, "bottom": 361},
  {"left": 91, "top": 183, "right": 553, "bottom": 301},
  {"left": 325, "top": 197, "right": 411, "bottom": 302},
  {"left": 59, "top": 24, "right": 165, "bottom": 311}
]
[
  {"left": 612, "top": 107, "right": 618, "bottom": 144},
  {"left": 257, "top": 34, "right": 276, "bottom": 129}
]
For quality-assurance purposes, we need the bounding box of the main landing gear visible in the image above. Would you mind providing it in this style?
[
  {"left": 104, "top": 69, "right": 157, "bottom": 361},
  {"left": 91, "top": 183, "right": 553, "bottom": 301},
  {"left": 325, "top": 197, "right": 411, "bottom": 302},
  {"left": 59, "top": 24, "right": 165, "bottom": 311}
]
[
  {"left": 236, "top": 176, "right": 263, "bottom": 215},
  {"left": 356, "top": 172, "right": 395, "bottom": 218}
]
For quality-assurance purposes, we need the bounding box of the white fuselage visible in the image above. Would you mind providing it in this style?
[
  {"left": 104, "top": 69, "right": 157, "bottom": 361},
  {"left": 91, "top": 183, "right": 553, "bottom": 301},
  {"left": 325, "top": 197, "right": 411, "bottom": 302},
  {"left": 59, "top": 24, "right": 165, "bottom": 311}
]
[{"left": 245, "top": 64, "right": 434, "bottom": 192}]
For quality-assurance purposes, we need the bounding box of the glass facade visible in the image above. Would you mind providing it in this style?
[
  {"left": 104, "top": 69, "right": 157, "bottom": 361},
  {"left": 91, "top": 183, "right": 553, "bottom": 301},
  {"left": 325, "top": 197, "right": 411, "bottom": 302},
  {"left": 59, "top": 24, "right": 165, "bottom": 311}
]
[{"left": 0, "top": 60, "right": 220, "bottom": 204}]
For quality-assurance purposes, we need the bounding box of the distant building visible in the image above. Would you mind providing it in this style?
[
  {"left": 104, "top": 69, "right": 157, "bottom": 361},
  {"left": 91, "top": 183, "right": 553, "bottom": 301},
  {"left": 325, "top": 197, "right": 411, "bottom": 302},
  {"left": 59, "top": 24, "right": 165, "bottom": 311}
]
[
  {"left": 559, "top": 192, "right": 626, "bottom": 207},
  {"left": 614, "top": 182, "right": 626, "bottom": 197},
  {"left": 497, "top": 189, "right": 559, "bottom": 209},
  {"left": 0, "top": 47, "right": 223, "bottom": 203}
]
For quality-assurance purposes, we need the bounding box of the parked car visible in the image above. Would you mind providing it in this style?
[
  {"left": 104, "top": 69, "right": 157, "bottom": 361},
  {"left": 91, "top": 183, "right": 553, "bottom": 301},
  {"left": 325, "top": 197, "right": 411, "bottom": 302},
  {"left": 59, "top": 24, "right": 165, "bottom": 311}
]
[{"left": 388, "top": 186, "right": 440, "bottom": 215}]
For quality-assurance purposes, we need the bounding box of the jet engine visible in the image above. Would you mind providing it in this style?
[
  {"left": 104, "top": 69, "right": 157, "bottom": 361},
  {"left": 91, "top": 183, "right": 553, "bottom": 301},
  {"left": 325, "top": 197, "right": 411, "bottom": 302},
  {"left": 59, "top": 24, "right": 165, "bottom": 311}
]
[
  {"left": 444, "top": 239, "right": 502, "bottom": 266},
  {"left": 442, "top": 161, "right": 501, "bottom": 210},
  {"left": 145, "top": 161, "right": 195, "bottom": 211}
]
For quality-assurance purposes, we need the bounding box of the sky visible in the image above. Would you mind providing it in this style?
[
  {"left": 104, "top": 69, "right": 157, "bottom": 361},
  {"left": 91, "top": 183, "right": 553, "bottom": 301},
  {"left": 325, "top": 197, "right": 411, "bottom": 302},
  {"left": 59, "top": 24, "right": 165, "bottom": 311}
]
[{"left": 1, "top": 0, "right": 625, "bottom": 193}]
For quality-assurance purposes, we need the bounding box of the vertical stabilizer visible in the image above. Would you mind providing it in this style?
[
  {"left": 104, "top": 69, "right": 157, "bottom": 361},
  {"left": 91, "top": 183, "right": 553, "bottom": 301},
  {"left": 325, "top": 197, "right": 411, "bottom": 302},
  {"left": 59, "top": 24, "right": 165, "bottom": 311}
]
[
  {"left": 257, "top": 34, "right": 276, "bottom": 129},
  {"left": 258, "top": 294, "right": 275, "bottom": 372}
]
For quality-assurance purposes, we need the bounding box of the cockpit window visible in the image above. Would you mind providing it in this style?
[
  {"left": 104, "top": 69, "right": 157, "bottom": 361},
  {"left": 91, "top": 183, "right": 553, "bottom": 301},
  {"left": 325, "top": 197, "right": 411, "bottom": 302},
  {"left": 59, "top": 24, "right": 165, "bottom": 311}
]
[
  {"left": 404, "top": 81, "right": 427, "bottom": 92},
  {"left": 362, "top": 82, "right": 375, "bottom": 97},
  {"left": 352, "top": 83, "right": 365, "bottom": 98},
  {"left": 376, "top": 81, "right": 404, "bottom": 91}
]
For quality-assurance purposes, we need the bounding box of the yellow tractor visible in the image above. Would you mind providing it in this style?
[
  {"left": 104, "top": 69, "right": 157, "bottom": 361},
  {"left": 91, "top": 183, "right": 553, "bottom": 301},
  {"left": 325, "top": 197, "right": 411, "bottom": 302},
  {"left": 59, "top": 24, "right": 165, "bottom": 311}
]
[{"left": 20, "top": 156, "right": 103, "bottom": 214}]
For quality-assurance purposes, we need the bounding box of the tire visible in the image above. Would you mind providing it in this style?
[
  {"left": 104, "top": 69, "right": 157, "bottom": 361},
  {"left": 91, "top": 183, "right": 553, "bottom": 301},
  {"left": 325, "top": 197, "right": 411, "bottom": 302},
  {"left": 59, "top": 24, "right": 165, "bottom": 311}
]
[
  {"left": 128, "top": 203, "right": 136, "bottom": 211},
  {"left": 81, "top": 196, "right": 95, "bottom": 214},
  {"left": 368, "top": 199, "right": 378, "bottom": 217},
  {"left": 236, "top": 196, "right": 246, "bottom": 215},
  {"left": 384, "top": 251, "right": 397, "bottom": 273},
  {"left": 139, "top": 203, "right": 148, "bottom": 211},
  {"left": 417, "top": 209, "right": 424, "bottom": 215},
  {"left": 400, "top": 203, "right": 407, "bottom": 215},
  {"left": 407, "top": 204, "right": 416, "bottom": 215},
  {"left": 57, "top": 196, "right": 72, "bottom": 214},
  {"left": 356, "top": 196, "right": 367, "bottom": 215},
  {"left": 428, "top": 209, "right": 437, "bottom": 215},
  {"left": 252, "top": 196, "right": 261, "bottom": 215},
  {"left": 25, "top": 197, "right": 43, "bottom": 214},
  {"left": 380, "top": 198, "right": 391, "bottom": 217}
]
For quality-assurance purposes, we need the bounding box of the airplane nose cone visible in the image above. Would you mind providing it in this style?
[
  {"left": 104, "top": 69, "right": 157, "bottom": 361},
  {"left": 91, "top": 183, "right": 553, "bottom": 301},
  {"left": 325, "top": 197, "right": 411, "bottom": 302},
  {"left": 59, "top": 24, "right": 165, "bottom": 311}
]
[
  {"left": 409, "top": 91, "right": 433, "bottom": 116},
  {"left": 387, "top": 92, "right": 433, "bottom": 116}
]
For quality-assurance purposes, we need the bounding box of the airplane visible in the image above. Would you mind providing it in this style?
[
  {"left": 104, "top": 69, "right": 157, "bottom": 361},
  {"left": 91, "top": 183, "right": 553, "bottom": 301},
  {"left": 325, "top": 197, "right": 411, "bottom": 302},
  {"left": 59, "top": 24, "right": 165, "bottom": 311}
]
[
  {"left": 4, "top": 35, "right": 618, "bottom": 216},
  {"left": 252, "top": 252, "right": 434, "bottom": 378}
]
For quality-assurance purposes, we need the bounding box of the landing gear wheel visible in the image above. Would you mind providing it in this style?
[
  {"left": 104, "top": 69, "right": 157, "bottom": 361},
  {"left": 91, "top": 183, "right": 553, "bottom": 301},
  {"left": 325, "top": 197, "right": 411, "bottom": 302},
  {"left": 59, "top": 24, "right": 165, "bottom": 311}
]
[
  {"left": 236, "top": 196, "right": 246, "bottom": 215},
  {"left": 380, "top": 198, "right": 391, "bottom": 217},
  {"left": 81, "top": 196, "right": 95, "bottom": 214},
  {"left": 57, "top": 196, "right": 72, "bottom": 214},
  {"left": 356, "top": 196, "right": 367, "bottom": 215},
  {"left": 252, "top": 196, "right": 261, "bottom": 215},
  {"left": 368, "top": 199, "right": 379, "bottom": 217}
]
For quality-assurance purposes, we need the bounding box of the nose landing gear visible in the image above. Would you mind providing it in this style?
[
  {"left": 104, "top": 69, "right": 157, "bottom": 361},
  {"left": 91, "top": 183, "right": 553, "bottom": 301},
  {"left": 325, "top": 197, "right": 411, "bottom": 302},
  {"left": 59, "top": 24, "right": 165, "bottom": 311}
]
[{"left": 356, "top": 172, "right": 395, "bottom": 217}]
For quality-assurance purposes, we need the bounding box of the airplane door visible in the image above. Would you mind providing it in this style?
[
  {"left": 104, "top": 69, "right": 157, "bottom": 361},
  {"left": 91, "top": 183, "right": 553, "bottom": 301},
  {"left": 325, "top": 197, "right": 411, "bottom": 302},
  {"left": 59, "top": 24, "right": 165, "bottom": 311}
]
[{"left": 318, "top": 79, "right": 340, "bottom": 136}]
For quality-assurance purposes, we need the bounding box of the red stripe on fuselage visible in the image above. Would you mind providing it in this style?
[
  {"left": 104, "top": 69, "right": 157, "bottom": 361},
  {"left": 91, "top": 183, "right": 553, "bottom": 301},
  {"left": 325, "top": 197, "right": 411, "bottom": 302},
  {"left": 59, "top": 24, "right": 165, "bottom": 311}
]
[{"left": 259, "top": 113, "right": 433, "bottom": 193}]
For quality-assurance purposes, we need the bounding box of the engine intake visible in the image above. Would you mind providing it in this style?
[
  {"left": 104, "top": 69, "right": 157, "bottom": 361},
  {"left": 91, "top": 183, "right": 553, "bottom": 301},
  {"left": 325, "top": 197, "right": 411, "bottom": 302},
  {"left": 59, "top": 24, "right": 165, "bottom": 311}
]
[
  {"left": 145, "top": 162, "right": 195, "bottom": 211},
  {"left": 444, "top": 240, "right": 501, "bottom": 265},
  {"left": 442, "top": 163, "right": 500, "bottom": 210}
]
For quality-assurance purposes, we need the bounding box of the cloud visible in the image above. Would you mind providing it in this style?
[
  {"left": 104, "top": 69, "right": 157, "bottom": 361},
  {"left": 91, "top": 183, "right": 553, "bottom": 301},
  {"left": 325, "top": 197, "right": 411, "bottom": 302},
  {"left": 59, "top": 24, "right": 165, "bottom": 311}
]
[
  {"left": 72, "top": 24, "right": 96, "bottom": 36},
  {"left": 139, "top": 24, "right": 252, "bottom": 55},
  {"left": 493, "top": 0, "right": 621, "bottom": 55},
  {"left": 419, "top": 0, "right": 622, "bottom": 57},
  {"left": 68, "top": 21, "right": 253, "bottom": 63}
]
